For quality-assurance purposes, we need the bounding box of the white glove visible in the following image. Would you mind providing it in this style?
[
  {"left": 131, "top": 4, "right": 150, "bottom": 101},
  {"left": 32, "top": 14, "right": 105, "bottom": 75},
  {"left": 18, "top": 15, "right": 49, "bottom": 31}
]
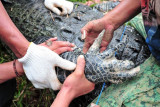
[
  {"left": 44, "top": 0, "right": 74, "bottom": 15},
  {"left": 18, "top": 43, "right": 76, "bottom": 90}
]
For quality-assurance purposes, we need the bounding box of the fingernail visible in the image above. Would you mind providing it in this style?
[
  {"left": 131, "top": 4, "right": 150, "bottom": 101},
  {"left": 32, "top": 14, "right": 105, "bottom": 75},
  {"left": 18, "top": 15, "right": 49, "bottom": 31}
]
[
  {"left": 71, "top": 47, "right": 75, "bottom": 50},
  {"left": 90, "top": 103, "right": 96, "bottom": 107},
  {"left": 79, "top": 55, "right": 84, "bottom": 58},
  {"left": 82, "top": 30, "right": 86, "bottom": 40},
  {"left": 72, "top": 43, "right": 75, "bottom": 47},
  {"left": 53, "top": 37, "right": 57, "bottom": 40}
]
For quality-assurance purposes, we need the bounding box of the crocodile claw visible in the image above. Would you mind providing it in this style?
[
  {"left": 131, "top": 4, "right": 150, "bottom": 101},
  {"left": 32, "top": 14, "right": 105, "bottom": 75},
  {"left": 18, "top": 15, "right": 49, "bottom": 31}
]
[{"left": 84, "top": 30, "right": 140, "bottom": 84}]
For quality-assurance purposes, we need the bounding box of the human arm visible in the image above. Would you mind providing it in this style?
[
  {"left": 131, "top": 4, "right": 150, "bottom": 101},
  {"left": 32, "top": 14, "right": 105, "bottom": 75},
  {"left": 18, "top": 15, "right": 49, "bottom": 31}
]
[
  {"left": 51, "top": 55, "right": 95, "bottom": 107},
  {"left": 81, "top": 0, "right": 141, "bottom": 53},
  {"left": 0, "top": 38, "right": 75, "bottom": 84},
  {"left": 0, "top": 1, "right": 76, "bottom": 90},
  {"left": 0, "top": 1, "right": 29, "bottom": 58}
]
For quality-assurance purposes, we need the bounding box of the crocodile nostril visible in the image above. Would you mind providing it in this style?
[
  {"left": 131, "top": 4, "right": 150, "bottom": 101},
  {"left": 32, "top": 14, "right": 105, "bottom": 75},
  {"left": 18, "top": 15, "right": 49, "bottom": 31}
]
[
  {"left": 54, "top": 17, "right": 62, "bottom": 22},
  {"left": 57, "top": 28, "right": 75, "bottom": 42},
  {"left": 74, "top": 16, "right": 81, "bottom": 21}
]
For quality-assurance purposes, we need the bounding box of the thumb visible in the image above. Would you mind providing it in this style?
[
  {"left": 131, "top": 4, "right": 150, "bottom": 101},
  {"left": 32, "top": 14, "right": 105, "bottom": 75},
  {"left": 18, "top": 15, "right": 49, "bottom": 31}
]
[
  {"left": 55, "top": 55, "right": 76, "bottom": 70},
  {"left": 75, "top": 55, "right": 86, "bottom": 75}
]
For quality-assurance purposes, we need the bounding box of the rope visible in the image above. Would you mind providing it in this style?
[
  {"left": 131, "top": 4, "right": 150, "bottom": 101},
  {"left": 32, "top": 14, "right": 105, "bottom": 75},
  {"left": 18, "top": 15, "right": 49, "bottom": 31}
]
[
  {"left": 96, "top": 83, "right": 106, "bottom": 105},
  {"left": 115, "top": 23, "right": 128, "bottom": 56},
  {"left": 96, "top": 23, "right": 128, "bottom": 105}
]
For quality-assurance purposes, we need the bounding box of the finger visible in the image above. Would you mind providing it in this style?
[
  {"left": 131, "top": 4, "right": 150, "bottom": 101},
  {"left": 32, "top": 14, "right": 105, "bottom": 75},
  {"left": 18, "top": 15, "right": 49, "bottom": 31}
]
[
  {"left": 81, "top": 30, "right": 87, "bottom": 40},
  {"left": 61, "top": 7, "right": 67, "bottom": 15},
  {"left": 90, "top": 103, "right": 100, "bottom": 107},
  {"left": 75, "top": 55, "right": 86, "bottom": 75},
  {"left": 45, "top": 3, "right": 61, "bottom": 15},
  {"left": 100, "top": 28, "right": 114, "bottom": 52},
  {"left": 81, "top": 21, "right": 94, "bottom": 34},
  {"left": 87, "top": 1, "right": 94, "bottom": 6},
  {"left": 54, "top": 47, "right": 73, "bottom": 54},
  {"left": 49, "top": 70, "right": 62, "bottom": 90},
  {"left": 52, "top": 41, "right": 75, "bottom": 48},
  {"left": 100, "top": 47, "right": 107, "bottom": 53},
  {"left": 48, "top": 37, "right": 57, "bottom": 41},
  {"left": 100, "top": 40, "right": 110, "bottom": 53},
  {"left": 55, "top": 55, "right": 76, "bottom": 70},
  {"left": 39, "top": 37, "right": 57, "bottom": 46},
  {"left": 83, "top": 42, "right": 91, "bottom": 54},
  {"left": 66, "top": 2, "right": 73, "bottom": 14},
  {"left": 95, "top": 0, "right": 101, "bottom": 3}
]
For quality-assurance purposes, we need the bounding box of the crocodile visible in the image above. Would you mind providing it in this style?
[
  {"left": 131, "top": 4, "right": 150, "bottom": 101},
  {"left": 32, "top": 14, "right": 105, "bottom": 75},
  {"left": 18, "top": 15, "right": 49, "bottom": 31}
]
[{"left": 2, "top": 0, "right": 150, "bottom": 106}]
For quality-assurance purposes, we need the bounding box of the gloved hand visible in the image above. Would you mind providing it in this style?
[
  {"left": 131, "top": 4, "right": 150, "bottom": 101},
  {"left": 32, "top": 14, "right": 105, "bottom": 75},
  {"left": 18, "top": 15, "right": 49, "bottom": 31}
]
[
  {"left": 18, "top": 42, "right": 76, "bottom": 90},
  {"left": 44, "top": 0, "right": 74, "bottom": 15}
]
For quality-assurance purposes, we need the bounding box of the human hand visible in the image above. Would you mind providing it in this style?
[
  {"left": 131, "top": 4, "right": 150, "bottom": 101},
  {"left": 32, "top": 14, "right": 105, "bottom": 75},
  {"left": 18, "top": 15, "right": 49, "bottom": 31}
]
[
  {"left": 81, "top": 18, "right": 115, "bottom": 53},
  {"left": 85, "top": 0, "right": 102, "bottom": 6},
  {"left": 18, "top": 42, "right": 76, "bottom": 90},
  {"left": 40, "top": 37, "right": 75, "bottom": 54},
  {"left": 62, "top": 55, "right": 95, "bottom": 98},
  {"left": 112, "top": 0, "right": 123, "bottom": 2},
  {"left": 90, "top": 103, "right": 100, "bottom": 107},
  {"left": 51, "top": 55, "right": 95, "bottom": 107},
  {"left": 44, "top": 0, "right": 73, "bottom": 15}
]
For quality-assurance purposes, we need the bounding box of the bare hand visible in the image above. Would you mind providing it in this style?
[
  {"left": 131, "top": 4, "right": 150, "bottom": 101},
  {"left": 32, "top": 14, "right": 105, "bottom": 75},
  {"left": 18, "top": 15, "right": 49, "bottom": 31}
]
[
  {"left": 85, "top": 0, "right": 102, "bottom": 6},
  {"left": 40, "top": 37, "right": 75, "bottom": 54},
  {"left": 81, "top": 19, "right": 115, "bottom": 53},
  {"left": 90, "top": 103, "right": 100, "bottom": 107},
  {"left": 62, "top": 55, "right": 95, "bottom": 98},
  {"left": 51, "top": 55, "right": 95, "bottom": 107}
]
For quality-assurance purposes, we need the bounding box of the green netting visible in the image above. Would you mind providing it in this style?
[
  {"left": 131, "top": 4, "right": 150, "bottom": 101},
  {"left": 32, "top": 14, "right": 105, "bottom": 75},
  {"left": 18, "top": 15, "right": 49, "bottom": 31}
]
[
  {"left": 88, "top": 55, "right": 160, "bottom": 107},
  {"left": 88, "top": 12, "right": 160, "bottom": 107},
  {"left": 129, "top": 13, "right": 147, "bottom": 39}
]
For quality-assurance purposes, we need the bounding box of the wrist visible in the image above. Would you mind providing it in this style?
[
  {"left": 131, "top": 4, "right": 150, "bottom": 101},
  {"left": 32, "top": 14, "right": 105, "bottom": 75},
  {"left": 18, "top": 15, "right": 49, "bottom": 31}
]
[
  {"left": 102, "top": 12, "right": 120, "bottom": 31},
  {"left": 51, "top": 86, "right": 74, "bottom": 107},
  {"left": 16, "top": 60, "right": 24, "bottom": 76}
]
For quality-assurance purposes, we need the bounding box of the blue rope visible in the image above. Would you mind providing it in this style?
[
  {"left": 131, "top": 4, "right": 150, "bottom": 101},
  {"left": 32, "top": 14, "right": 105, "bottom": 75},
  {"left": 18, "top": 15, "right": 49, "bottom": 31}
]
[
  {"left": 115, "top": 23, "right": 128, "bottom": 56},
  {"left": 120, "top": 24, "right": 128, "bottom": 41},
  {"left": 96, "top": 23, "right": 128, "bottom": 105},
  {"left": 96, "top": 83, "right": 106, "bottom": 105}
]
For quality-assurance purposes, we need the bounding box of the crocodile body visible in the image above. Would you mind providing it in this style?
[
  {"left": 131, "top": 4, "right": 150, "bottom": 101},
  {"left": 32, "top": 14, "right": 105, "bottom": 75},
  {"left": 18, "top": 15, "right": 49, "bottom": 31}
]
[{"left": 2, "top": 0, "right": 150, "bottom": 106}]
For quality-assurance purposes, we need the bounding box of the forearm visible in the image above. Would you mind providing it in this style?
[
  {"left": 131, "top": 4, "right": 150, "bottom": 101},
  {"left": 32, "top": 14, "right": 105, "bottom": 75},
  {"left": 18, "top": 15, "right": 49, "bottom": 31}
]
[
  {"left": 103, "top": 0, "right": 141, "bottom": 29},
  {"left": 0, "top": 1, "right": 29, "bottom": 58},
  {"left": 0, "top": 60, "right": 24, "bottom": 83},
  {"left": 51, "top": 87, "right": 74, "bottom": 107}
]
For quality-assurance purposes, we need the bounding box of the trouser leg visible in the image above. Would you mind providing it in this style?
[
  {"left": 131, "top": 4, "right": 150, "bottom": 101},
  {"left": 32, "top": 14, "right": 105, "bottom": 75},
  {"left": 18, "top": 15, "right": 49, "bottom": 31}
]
[{"left": 0, "top": 79, "right": 16, "bottom": 107}]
